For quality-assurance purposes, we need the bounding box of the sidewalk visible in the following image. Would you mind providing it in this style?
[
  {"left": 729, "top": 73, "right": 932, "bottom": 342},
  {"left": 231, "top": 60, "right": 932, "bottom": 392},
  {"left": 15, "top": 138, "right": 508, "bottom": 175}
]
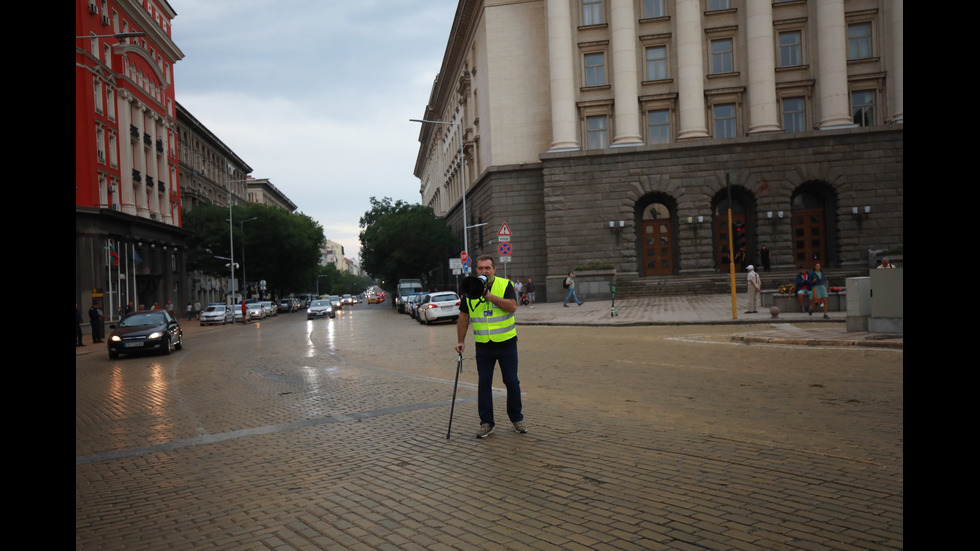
[{"left": 514, "top": 294, "right": 903, "bottom": 349}]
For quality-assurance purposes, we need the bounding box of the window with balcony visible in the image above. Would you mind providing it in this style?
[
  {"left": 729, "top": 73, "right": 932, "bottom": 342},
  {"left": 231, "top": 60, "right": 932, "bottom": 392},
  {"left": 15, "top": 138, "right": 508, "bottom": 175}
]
[
  {"left": 647, "top": 110, "right": 671, "bottom": 144},
  {"left": 584, "top": 52, "right": 607, "bottom": 87},
  {"left": 851, "top": 90, "right": 876, "bottom": 126},
  {"left": 642, "top": 0, "right": 665, "bottom": 19},
  {"left": 847, "top": 22, "right": 872, "bottom": 59},
  {"left": 586, "top": 115, "right": 609, "bottom": 149},
  {"left": 710, "top": 38, "right": 734, "bottom": 74},
  {"left": 645, "top": 46, "right": 668, "bottom": 81},
  {"left": 582, "top": 0, "right": 603, "bottom": 26},
  {"left": 713, "top": 104, "right": 737, "bottom": 138},
  {"left": 781, "top": 97, "right": 806, "bottom": 133},
  {"left": 778, "top": 31, "right": 802, "bottom": 67}
]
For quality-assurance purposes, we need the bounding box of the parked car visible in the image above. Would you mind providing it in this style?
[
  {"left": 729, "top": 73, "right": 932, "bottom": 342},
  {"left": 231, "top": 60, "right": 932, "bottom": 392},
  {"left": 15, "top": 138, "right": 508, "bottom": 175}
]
[
  {"left": 400, "top": 293, "right": 420, "bottom": 316},
  {"left": 417, "top": 292, "right": 461, "bottom": 325},
  {"left": 108, "top": 310, "right": 183, "bottom": 359},
  {"left": 307, "top": 299, "right": 335, "bottom": 319},
  {"left": 199, "top": 303, "right": 233, "bottom": 326},
  {"left": 407, "top": 293, "right": 423, "bottom": 320},
  {"left": 246, "top": 302, "right": 265, "bottom": 320},
  {"left": 342, "top": 294, "right": 354, "bottom": 306},
  {"left": 259, "top": 301, "right": 276, "bottom": 316},
  {"left": 279, "top": 298, "right": 296, "bottom": 313}
]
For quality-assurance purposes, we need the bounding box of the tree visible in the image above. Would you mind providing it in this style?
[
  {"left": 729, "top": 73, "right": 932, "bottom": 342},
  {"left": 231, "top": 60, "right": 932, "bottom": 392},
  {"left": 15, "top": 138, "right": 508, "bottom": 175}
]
[
  {"left": 184, "top": 203, "right": 325, "bottom": 299},
  {"left": 359, "top": 197, "right": 458, "bottom": 289}
]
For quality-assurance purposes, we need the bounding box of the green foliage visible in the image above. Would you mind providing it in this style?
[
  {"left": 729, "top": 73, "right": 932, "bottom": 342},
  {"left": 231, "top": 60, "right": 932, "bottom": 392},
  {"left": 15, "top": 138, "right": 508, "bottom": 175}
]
[
  {"left": 358, "top": 197, "right": 458, "bottom": 287},
  {"left": 314, "top": 264, "right": 374, "bottom": 296},
  {"left": 183, "top": 203, "right": 325, "bottom": 298}
]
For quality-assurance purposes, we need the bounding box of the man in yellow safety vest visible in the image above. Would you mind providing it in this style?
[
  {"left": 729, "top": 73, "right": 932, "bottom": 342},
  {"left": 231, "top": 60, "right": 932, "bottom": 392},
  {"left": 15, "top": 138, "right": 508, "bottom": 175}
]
[{"left": 456, "top": 255, "right": 527, "bottom": 438}]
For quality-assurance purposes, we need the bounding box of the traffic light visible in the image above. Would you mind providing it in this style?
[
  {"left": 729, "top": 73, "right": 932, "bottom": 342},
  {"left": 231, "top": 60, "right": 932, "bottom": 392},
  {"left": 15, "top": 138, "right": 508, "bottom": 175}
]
[{"left": 733, "top": 222, "right": 747, "bottom": 250}]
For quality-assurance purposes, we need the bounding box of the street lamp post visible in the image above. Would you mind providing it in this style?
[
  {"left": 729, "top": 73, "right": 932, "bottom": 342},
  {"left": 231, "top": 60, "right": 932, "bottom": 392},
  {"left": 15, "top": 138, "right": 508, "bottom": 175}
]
[
  {"left": 224, "top": 179, "right": 250, "bottom": 302},
  {"left": 237, "top": 217, "right": 257, "bottom": 299},
  {"left": 410, "top": 118, "right": 469, "bottom": 262}
]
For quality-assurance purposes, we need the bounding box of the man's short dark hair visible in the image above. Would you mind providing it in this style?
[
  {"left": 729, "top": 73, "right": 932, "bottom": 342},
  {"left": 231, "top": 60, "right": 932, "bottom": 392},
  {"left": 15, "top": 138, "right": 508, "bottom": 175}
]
[{"left": 476, "top": 254, "right": 495, "bottom": 267}]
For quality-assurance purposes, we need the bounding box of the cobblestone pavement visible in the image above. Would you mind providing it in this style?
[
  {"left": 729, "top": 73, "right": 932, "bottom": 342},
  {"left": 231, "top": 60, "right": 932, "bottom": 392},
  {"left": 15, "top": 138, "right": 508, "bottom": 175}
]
[{"left": 76, "top": 300, "right": 903, "bottom": 550}]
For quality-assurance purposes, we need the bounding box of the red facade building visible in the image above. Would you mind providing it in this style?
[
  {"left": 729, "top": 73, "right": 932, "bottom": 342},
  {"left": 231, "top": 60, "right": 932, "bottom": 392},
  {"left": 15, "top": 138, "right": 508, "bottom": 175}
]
[{"left": 76, "top": 0, "right": 189, "bottom": 320}]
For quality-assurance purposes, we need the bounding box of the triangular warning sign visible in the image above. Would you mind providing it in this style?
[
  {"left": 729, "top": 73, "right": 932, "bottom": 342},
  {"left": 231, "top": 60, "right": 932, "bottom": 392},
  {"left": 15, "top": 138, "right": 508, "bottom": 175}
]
[{"left": 498, "top": 223, "right": 512, "bottom": 237}]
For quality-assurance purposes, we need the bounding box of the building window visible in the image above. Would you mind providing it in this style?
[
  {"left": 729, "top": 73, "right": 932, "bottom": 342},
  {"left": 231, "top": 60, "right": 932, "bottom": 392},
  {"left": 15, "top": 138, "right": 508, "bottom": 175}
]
[
  {"left": 713, "top": 104, "right": 736, "bottom": 138},
  {"left": 710, "top": 38, "right": 734, "bottom": 74},
  {"left": 851, "top": 90, "right": 876, "bottom": 126},
  {"left": 582, "top": 0, "right": 603, "bottom": 26},
  {"left": 778, "top": 31, "right": 802, "bottom": 67},
  {"left": 645, "top": 46, "right": 668, "bottom": 81},
  {"left": 647, "top": 110, "right": 671, "bottom": 144},
  {"left": 781, "top": 97, "right": 806, "bottom": 133},
  {"left": 586, "top": 115, "right": 609, "bottom": 149},
  {"left": 708, "top": 0, "right": 731, "bottom": 10},
  {"left": 584, "top": 52, "right": 606, "bottom": 87},
  {"left": 642, "top": 0, "right": 665, "bottom": 18},
  {"left": 848, "top": 22, "right": 872, "bottom": 59}
]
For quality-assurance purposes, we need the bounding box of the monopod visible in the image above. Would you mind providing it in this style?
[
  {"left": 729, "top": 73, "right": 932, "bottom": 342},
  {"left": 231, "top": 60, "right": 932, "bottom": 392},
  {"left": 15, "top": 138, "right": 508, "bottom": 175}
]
[{"left": 447, "top": 353, "right": 463, "bottom": 439}]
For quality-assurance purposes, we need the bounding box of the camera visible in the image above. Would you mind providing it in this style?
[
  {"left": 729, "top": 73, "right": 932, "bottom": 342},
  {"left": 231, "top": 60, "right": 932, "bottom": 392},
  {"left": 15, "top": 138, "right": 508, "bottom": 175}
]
[{"left": 461, "top": 274, "right": 489, "bottom": 300}]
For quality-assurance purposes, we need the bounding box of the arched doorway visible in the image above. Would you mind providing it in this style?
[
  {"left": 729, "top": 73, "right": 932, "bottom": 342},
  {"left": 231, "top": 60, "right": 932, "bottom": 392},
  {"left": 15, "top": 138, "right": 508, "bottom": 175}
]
[
  {"left": 641, "top": 202, "right": 674, "bottom": 275},
  {"left": 713, "top": 198, "right": 748, "bottom": 271},
  {"left": 790, "top": 185, "right": 834, "bottom": 266}
]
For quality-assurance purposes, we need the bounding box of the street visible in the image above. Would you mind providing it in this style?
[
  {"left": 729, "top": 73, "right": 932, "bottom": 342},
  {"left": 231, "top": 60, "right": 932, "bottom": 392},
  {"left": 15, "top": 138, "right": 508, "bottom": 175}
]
[{"left": 76, "top": 301, "right": 903, "bottom": 550}]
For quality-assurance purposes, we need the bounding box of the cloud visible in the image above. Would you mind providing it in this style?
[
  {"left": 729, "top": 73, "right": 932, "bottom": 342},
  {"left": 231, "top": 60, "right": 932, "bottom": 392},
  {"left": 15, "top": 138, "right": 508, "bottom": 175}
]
[{"left": 172, "top": 0, "right": 458, "bottom": 262}]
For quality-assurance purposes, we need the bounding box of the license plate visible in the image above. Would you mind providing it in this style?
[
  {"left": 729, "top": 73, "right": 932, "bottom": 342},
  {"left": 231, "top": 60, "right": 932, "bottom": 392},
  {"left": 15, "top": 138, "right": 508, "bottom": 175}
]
[{"left": 124, "top": 341, "right": 144, "bottom": 348}]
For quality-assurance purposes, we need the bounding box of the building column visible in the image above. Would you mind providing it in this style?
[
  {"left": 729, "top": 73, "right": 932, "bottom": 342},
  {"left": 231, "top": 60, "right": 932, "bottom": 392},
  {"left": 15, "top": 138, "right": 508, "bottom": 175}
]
[
  {"left": 117, "top": 93, "right": 137, "bottom": 216},
  {"left": 146, "top": 117, "right": 161, "bottom": 220},
  {"left": 610, "top": 0, "right": 642, "bottom": 145},
  {"left": 675, "top": 0, "right": 709, "bottom": 140},
  {"left": 546, "top": 0, "right": 580, "bottom": 150},
  {"left": 135, "top": 104, "right": 150, "bottom": 217},
  {"left": 888, "top": 0, "right": 903, "bottom": 123},
  {"left": 816, "top": 0, "right": 853, "bottom": 129},
  {"left": 746, "top": 0, "right": 781, "bottom": 134}
]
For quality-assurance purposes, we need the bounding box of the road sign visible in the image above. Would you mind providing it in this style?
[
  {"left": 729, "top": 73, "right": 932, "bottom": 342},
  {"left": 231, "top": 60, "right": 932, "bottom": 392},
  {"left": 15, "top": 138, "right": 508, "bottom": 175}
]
[
  {"left": 498, "top": 223, "right": 512, "bottom": 237},
  {"left": 498, "top": 242, "right": 512, "bottom": 256},
  {"left": 498, "top": 256, "right": 511, "bottom": 263},
  {"left": 460, "top": 251, "right": 468, "bottom": 262}
]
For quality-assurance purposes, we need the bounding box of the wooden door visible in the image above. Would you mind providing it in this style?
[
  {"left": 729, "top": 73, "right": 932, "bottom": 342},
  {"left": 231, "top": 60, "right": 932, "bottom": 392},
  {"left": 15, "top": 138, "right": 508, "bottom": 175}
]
[
  {"left": 792, "top": 209, "right": 827, "bottom": 265},
  {"left": 642, "top": 219, "right": 673, "bottom": 275}
]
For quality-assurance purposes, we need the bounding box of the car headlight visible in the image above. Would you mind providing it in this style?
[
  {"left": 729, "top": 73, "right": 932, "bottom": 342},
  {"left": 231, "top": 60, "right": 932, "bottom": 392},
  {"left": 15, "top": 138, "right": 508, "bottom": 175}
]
[
  {"left": 148, "top": 331, "right": 164, "bottom": 339},
  {"left": 111, "top": 335, "right": 122, "bottom": 342}
]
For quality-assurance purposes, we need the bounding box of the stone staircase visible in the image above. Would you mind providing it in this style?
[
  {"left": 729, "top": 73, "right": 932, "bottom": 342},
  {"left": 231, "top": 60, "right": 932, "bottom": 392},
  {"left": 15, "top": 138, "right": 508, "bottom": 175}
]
[{"left": 613, "top": 267, "right": 868, "bottom": 298}]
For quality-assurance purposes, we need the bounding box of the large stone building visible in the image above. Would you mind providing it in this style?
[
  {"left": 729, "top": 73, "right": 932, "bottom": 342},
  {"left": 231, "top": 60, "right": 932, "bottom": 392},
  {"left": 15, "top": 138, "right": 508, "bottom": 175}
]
[
  {"left": 75, "top": 0, "right": 187, "bottom": 317},
  {"left": 414, "top": 0, "right": 903, "bottom": 300}
]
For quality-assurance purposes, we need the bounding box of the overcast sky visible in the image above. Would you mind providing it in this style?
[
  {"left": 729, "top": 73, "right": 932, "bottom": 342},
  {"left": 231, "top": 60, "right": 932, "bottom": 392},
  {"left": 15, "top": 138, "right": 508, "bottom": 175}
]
[{"left": 171, "top": 0, "right": 459, "bottom": 263}]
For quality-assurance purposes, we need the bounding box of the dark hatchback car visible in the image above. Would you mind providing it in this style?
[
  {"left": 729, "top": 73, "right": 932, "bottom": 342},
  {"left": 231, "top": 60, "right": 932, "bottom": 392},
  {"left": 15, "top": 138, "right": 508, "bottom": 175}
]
[{"left": 108, "top": 310, "right": 183, "bottom": 359}]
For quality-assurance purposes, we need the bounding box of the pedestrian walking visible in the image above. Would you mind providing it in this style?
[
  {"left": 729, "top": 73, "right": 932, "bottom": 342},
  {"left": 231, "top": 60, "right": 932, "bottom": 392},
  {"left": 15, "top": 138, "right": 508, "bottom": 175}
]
[
  {"left": 526, "top": 278, "right": 536, "bottom": 309},
  {"left": 563, "top": 271, "right": 582, "bottom": 307}
]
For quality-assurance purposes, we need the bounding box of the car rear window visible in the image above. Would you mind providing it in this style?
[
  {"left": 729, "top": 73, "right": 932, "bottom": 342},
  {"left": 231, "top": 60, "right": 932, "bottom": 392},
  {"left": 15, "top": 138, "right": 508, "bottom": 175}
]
[{"left": 431, "top": 294, "right": 459, "bottom": 302}]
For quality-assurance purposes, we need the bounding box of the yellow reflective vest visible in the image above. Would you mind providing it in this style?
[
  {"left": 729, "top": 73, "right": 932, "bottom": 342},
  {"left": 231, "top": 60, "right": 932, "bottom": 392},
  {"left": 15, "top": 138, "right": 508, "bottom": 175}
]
[{"left": 465, "top": 276, "right": 517, "bottom": 344}]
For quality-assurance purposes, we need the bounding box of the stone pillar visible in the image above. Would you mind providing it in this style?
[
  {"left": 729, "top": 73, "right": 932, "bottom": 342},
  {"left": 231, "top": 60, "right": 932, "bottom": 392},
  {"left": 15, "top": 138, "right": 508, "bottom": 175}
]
[
  {"left": 746, "top": 0, "right": 781, "bottom": 134},
  {"left": 610, "top": 0, "right": 642, "bottom": 145},
  {"left": 816, "top": 0, "right": 853, "bottom": 129},
  {"left": 676, "top": 0, "right": 709, "bottom": 139},
  {"left": 546, "top": 0, "right": 580, "bottom": 150},
  {"left": 888, "top": 0, "right": 903, "bottom": 123}
]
